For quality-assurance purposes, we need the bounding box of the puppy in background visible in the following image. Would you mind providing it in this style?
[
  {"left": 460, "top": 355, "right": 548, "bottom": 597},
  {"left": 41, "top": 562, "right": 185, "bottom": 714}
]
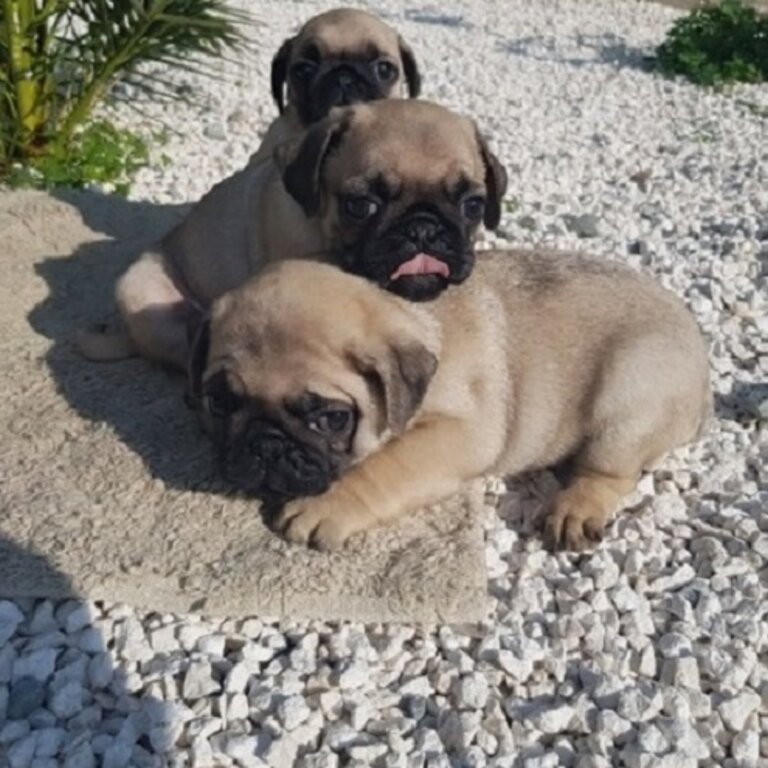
[
  {"left": 188, "top": 251, "right": 711, "bottom": 551},
  {"left": 253, "top": 7, "right": 421, "bottom": 163},
  {"left": 80, "top": 100, "right": 506, "bottom": 370}
]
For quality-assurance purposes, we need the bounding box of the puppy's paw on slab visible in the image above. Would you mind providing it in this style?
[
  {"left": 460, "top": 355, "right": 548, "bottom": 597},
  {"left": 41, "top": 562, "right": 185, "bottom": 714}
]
[{"left": 277, "top": 495, "right": 375, "bottom": 550}]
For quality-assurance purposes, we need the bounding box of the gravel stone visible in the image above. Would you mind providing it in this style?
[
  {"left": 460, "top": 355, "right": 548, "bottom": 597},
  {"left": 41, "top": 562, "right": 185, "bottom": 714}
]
[
  {"left": 452, "top": 673, "right": 489, "bottom": 710},
  {"left": 617, "top": 686, "right": 662, "bottom": 722},
  {"left": 33, "top": 728, "right": 65, "bottom": 758},
  {"left": 718, "top": 690, "right": 761, "bottom": 731},
  {"left": 0, "top": 601, "right": 25, "bottom": 646},
  {"left": 101, "top": 741, "right": 133, "bottom": 768},
  {"left": 324, "top": 722, "right": 362, "bottom": 751},
  {"left": 530, "top": 703, "right": 576, "bottom": 734},
  {"left": 12, "top": 649, "right": 58, "bottom": 684},
  {"left": 277, "top": 695, "right": 311, "bottom": 730},
  {"left": 730, "top": 729, "right": 759, "bottom": 765},
  {"left": 336, "top": 660, "right": 369, "bottom": 690},
  {"left": 182, "top": 659, "right": 220, "bottom": 699},
  {"left": 27, "top": 603, "right": 57, "bottom": 635},
  {"left": 48, "top": 681, "right": 84, "bottom": 720},
  {"left": 63, "top": 604, "right": 96, "bottom": 635},
  {"left": 62, "top": 742, "right": 96, "bottom": 768},
  {"left": 660, "top": 658, "right": 700, "bottom": 689},
  {"left": 7, "top": 678, "right": 46, "bottom": 719},
  {"left": 0, "top": 644, "right": 16, "bottom": 683},
  {"left": 87, "top": 653, "right": 113, "bottom": 689}
]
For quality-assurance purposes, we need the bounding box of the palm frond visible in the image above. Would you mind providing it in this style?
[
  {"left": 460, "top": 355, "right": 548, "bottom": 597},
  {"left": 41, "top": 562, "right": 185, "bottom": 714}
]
[{"left": 1, "top": 0, "right": 254, "bottom": 167}]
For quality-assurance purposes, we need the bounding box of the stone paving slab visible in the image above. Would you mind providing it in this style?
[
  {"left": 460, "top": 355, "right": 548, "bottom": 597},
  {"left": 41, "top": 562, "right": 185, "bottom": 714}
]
[{"left": 0, "top": 190, "right": 488, "bottom": 624}]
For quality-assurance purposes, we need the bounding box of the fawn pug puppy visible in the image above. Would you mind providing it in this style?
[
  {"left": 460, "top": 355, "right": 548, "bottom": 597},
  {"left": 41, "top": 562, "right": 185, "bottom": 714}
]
[
  {"left": 79, "top": 100, "right": 506, "bottom": 370},
  {"left": 187, "top": 250, "right": 711, "bottom": 551},
  {"left": 253, "top": 7, "right": 421, "bottom": 164}
]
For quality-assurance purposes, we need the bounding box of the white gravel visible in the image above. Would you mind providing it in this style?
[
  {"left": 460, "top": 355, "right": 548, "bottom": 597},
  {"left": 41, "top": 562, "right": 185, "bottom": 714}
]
[{"left": 3, "top": 0, "right": 768, "bottom": 766}]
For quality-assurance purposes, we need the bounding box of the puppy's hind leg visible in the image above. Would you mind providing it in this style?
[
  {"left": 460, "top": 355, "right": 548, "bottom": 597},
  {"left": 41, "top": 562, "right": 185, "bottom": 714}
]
[
  {"left": 544, "top": 332, "right": 709, "bottom": 551},
  {"left": 544, "top": 470, "right": 637, "bottom": 552},
  {"left": 115, "top": 250, "right": 198, "bottom": 371}
]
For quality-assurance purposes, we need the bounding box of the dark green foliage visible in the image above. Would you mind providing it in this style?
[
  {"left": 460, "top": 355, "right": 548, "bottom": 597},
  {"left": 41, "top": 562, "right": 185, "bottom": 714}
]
[
  {"left": 6, "top": 121, "right": 149, "bottom": 195},
  {"left": 1, "top": 0, "right": 249, "bottom": 191},
  {"left": 657, "top": 0, "right": 768, "bottom": 86}
]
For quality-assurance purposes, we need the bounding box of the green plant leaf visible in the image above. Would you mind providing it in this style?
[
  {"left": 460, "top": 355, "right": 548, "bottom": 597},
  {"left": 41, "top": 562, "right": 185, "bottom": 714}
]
[{"left": 1, "top": 0, "right": 253, "bottom": 182}]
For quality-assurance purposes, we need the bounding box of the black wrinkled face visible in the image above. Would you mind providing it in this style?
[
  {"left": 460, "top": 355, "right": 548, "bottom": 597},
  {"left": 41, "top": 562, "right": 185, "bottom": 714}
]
[
  {"left": 290, "top": 44, "right": 400, "bottom": 124},
  {"left": 202, "top": 370, "right": 358, "bottom": 502},
  {"left": 335, "top": 175, "right": 487, "bottom": 302}
]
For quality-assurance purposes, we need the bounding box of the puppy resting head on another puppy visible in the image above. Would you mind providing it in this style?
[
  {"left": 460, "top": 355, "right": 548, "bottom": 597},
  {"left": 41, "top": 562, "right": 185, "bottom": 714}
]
[{"left": 278, "top": 99, "right": 508, "bottom": 301}]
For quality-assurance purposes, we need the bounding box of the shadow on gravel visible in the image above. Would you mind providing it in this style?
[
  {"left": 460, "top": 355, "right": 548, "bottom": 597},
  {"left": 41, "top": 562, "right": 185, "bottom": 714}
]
[
  {"left": 714, "top": 381, "right": 768, "bottom": 424},
  {"left": 404, "top": 7, "right": 473, "bottom": 29},
  {"left": 0, "top": 536, "right": 168, "bottom": 766},
  {"left": 497, "top": 33, "right": 654, "bottom": 72},
  {"left": 25, "top": 189, "right": 220, "bottom": 494}
]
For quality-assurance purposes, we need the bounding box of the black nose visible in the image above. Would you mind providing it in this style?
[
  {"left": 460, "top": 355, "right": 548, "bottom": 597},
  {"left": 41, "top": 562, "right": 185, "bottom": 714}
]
[
  {"left": 337, "top": 70, "right": 354, "bottom": 88},
  {"left": 248, "top": 426, "right": 285, "bottom": 463},
  {"left": 328, "top": 67, "right": 363, "bottom": 102},
  {"left": 405, "top": 215, "right": 441, "bottom": 248}
]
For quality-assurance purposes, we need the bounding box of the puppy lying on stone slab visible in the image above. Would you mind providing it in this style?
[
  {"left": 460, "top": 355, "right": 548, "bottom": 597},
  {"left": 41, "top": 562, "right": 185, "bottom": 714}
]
[
  {"left": 78, "top": 99, "right": 506, "bottom": 370},
  {"left": 253, "top": 7, "right": 421, "bottom": 164},
  {"left": 187, "top": 250, "right": 711, "bottom": 551}
]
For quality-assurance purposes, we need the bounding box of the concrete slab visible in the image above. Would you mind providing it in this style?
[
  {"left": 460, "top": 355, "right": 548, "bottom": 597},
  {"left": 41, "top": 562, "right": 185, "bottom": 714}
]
[{"left": 0, "top": 189, "right": 488, "bottom": 624}]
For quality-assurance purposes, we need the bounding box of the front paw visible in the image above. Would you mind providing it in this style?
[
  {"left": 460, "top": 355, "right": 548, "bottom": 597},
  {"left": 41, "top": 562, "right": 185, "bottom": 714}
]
[{"left": 276, "top": 493, "right": 376, "bottom": 551}]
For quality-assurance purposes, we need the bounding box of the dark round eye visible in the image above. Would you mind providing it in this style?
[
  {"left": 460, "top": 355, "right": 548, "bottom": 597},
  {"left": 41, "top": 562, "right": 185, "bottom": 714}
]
[
  {"left": 374, "top": 59, "right": 398, "bottom": 82},
  {"left": 309, "top": 409, "right": 351, "bottom": 433},
  {"left": 204, "top": 389, "right": 242, "bottom": 418},
  {"left": 343, "top": 196, "right": 379, "bottom": 221},
  {"left": 461, "top": 196, "right": 486, "bottom": 220},
  {"left": 291, "top": 61, "right": 317, "bottom": 81}
]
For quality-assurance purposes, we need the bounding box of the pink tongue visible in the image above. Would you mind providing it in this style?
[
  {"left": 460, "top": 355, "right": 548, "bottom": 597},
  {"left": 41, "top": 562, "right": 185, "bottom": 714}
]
[{"left": 390, "top": 253, "right": 450, "bottom": 281}]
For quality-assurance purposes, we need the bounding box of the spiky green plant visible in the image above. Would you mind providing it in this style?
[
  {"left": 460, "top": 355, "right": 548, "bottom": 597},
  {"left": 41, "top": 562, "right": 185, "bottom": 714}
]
[{"left": 0, "top": 0, "right": 249, "bottom": 186}]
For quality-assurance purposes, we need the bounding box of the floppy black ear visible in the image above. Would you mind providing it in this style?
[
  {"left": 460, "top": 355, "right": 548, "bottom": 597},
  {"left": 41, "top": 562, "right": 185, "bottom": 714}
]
[
  {"left": 398, "top": 36, "right": 421, "bottom": 98},
  {"left": 185, "top": 314, "right": 210, "bottom": 411},
  {"left": 271, "top": 38, "right": 293, "bottom": 114},
  {"left": 278, "top": 111, "right": 350, "bottom": 217},
  {"left": 355, "top": 341, "right": 437, "bottom": 436},
  {"left": 475, "top": 129, "right": 508, "bottom": 230}
]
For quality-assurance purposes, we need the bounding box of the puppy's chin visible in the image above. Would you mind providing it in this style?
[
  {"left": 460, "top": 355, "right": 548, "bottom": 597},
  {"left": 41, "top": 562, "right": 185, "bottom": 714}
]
[
  {"left": 222, "top": 462, "right": 333, "bottom": 501},
  {"left": 219, "top": 445, "right": 335, "bottom": 501},
  {"left": 343, "top": 247, "right": 476, "bottom": 301},
  {"left": 385, "top": 274, "right": 450, "bottom": 302}
]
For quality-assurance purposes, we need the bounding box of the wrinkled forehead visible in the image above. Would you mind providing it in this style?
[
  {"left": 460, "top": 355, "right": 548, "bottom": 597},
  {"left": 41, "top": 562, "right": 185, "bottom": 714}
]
[
  {"left": 206, "top": 343, "right": 356, "bottom": 408},
  {"left": 297, "top": 16, "right": 399, "bottom": 58},
  {"left": 329, "top": 113, "right": 483, "bottom": 191}
]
